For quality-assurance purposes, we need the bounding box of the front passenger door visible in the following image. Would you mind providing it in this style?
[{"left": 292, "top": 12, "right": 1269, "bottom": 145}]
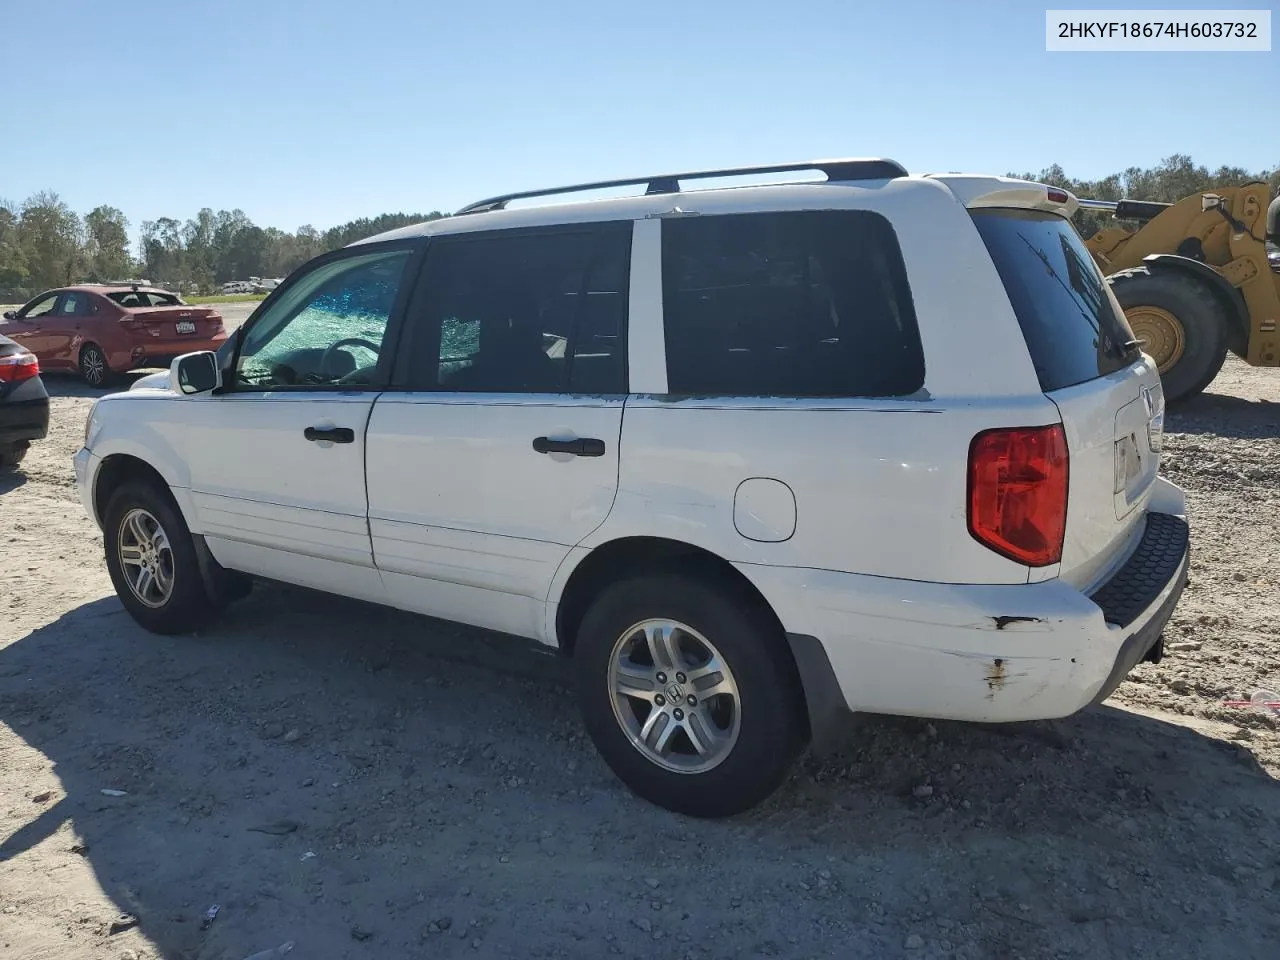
[
  {"left": 3, "top": 292, "right": 61, "bottom": 360},
  {"left": 181, "top": 241, "right": 419, "bottom": 602}
]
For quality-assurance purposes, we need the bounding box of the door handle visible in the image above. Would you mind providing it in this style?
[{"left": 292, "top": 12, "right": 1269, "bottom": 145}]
[
  {"left": 304, "top": 426, "right": 355, "bottom": 444},
  {"left": 532, "top": 436, "right": 606, "bottom": 457}
]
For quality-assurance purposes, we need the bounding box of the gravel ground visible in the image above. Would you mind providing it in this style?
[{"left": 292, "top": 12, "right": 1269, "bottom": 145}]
[{"left": 1, "top": 357, "right": 1278, "bottom": 960}]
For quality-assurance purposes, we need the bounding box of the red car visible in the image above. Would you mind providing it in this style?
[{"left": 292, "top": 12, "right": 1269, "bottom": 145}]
[{"left": 0, "top": 285, "right": 228, "bottom": 386}]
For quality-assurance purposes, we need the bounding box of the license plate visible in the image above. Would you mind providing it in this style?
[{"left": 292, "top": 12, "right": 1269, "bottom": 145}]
[{"left": 176, "top": 321, "right": 196, "bottom": 335}]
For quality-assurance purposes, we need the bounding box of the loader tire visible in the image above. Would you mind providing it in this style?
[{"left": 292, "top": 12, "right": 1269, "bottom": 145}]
[{"left": 1107, "top": 266, "right": 1229, "bottom": 404}]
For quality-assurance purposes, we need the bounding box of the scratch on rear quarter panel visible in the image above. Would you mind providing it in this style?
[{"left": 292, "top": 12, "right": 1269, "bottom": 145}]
[
  {"left": 986, "top": 658, "right": 1007, "bottom": 696},
  {"left": 993, "top": 615, "right": 1043, "bottom": 630}
]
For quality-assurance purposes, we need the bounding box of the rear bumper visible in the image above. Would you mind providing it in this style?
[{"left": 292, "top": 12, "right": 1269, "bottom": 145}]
[
  {"left": 0, "top": 396, "right": 50, "bottom": 446},
  {"left": 108, "top": 332, "right": 227, "bottom": 372},
  {"left": 1086, "top": 511, "right": 1189, "bottom": 704},
  {"left": 739, "top": 502, "right": 1190, "bottom": 737}
]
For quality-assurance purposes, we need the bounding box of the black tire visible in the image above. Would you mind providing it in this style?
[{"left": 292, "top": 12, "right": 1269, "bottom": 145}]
[
  {"left": 0, "top": 442, "right": 28, "bottom": 472},
  {"left": 575, "top": 573, "right": 806, "bottom": 818},
  {"left": 79, "top": 343, "right": 113, "bottom": 388},
  {"left": 1107, "top": 267, "right": 1230, "bottom": 403},
  {"left": 102, "top": 480, "right": 215, "bottom": 635}
]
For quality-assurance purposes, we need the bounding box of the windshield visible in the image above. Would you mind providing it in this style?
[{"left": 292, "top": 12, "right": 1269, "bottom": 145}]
[{"left": 971, "top": 208, "right": 1139, "bottom": 393}]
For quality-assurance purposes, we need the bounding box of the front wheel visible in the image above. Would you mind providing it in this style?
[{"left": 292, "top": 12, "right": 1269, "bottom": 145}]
[
  {"left": 575, "top": 574, "right": 806, "bottom": 818},
  {"left": 102, "top": 481, "right": 215, "bottom": 635}
]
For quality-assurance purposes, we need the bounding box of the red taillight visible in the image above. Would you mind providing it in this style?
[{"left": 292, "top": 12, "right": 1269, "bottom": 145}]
[
  {"left": 1046, "top": 187, "right": 1070, "bottom": 204},
  {"left": 0, "top": 351, "right": 39, "bottom": 383},
  {"left": 967, "top": 425, "right": 1069, "bottom": 567}
]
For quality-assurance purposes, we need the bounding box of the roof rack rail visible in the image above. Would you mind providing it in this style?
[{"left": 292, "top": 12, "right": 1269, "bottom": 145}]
[{"left": 454, "top": 157, "right": 908, "bottom": 215}]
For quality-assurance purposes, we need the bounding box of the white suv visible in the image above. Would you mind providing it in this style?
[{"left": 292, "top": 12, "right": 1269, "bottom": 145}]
[{"left": 74, "top": 159, "right": 1190, "bottom": 818}]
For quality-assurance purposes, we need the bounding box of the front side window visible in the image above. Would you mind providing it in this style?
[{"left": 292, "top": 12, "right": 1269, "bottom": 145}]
[
  {"left": 406, "top": 224, "right": 631, "bottom": 394},
  {"left": 233, "top": 247, "right": 413, "bottom": 389},
  {"left": 661, "top": 211, "right": 925, "bottom": 398},
  {"left": 20, "top": 293, "right": 58, "bottom": 319}
]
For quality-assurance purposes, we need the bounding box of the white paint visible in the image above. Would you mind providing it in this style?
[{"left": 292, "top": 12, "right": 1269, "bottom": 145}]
[
  {"left": 74, "top": 166, "right": 1191, "bottom": 726},
  {"left": 364, "top": 393, "right": 624, "bottom": 641}
]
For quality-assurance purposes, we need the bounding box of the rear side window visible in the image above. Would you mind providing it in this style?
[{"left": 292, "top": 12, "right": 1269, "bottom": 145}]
[
  {"left": 970, "top": 208, "right": 1138, "bottom": 392},
  {"left": 661, "top": 211, "right": 925, "bottom": 398},
  {"left": 405, "top": 223, "right": 631, "bottom": 394}
]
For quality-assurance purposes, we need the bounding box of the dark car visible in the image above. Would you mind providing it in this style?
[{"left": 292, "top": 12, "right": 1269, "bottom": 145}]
[
  {"left": 0, "top": 333, "right": 49, "bottom": 471},
  {"left": 0, "top": 285, "right": 228, "bottom": 386}
]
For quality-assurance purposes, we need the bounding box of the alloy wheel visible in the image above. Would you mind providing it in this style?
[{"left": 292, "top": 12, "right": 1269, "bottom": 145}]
[
  {"left": 607, "top": 618, "right": 742, "bottom": 774},
  {"left": 117, "top": 507, "right": 175, "bottom": 608},
  {"left": 81, "top": 346, "right": 106, "bottom": 386}
]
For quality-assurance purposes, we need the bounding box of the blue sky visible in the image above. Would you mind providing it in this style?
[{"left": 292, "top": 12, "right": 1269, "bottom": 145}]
[{"left": 3, "top": 0, "right": 1276, "bottom": 240}]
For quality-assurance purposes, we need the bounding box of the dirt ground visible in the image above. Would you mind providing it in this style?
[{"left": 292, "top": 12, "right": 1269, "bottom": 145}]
[{"left": 2, "top": 358, "right": 1279, "bottom": 960}]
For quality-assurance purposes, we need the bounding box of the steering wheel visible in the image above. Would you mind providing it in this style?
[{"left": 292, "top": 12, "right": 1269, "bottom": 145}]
[{"left": 320, "top": 338, "right": 381, "bottom": 378}]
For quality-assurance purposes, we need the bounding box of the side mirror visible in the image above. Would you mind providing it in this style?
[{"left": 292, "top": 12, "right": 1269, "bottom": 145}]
[
  {"left": 171, "top": 351, "right": 221, "bottom": 395},
  {"left": 2, "top": 311, "right": 16, "bottom": 320}
]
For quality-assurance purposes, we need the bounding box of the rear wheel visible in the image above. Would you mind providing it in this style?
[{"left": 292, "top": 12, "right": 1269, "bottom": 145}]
[
  {"left": 79, "top": 343, "right": 112, "bottom": 388},
  {"left": 575, "top": 573, "right": 806, "bottom": 818},
  {"left": 102, "top": 480, "right": 215, "bottom": 635},
  {"left": 1108, "top": 267, "right": 1229, "bottom": 403}
]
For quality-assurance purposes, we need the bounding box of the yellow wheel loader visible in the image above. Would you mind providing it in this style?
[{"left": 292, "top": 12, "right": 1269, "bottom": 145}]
[{"left": 1080, "top": 183, "right": 1280, "bottom": 402}]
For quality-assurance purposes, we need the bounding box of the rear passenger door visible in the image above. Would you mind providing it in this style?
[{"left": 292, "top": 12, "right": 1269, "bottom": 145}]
[
  {"left": 46, "top": 291, "right": 89, "bottom": 366},
  {"left": 366, "top": 222, "right": 632, "bottom": 640}
]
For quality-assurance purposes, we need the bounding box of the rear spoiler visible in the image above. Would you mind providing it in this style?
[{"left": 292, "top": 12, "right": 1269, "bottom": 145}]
[{"left": 926, "top": 175, "right": 1078, "bottom": 219}]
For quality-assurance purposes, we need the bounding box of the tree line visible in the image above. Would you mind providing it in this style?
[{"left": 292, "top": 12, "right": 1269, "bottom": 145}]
[
  {"left": 1008, "top": 153, "right": 1280, "bottom": 243},
  {"left": 2, "top": 154, "right": 1276, "bottom": 303},
  {"left": 0, "top": 198, "right": 444, "bottom": 302}
]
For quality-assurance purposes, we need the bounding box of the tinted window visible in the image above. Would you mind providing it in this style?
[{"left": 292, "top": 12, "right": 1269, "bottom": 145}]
[
  {"left": 408, "top": 225, "right": 630, "bottom": 394},
  {"left": 234, "top": 247, "right": 412, "bottom": 389},
  {"left": 970, "top": 208, "right": 1139, "bottom": 392},
  {"left": 661, "top": 211, "right": 924, "bottom": 398},
  {"left": 58, "top": 292, "right": 87, "bottom": 315},
  {"left": 106, "top": 290, "right": 181, "bottom": 307}
]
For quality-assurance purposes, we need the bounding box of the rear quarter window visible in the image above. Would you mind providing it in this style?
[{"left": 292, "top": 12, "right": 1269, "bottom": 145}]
[
  {"left": 970, "top": 208, "right": 1138, "bottom": 393},
  {"left": 661, "top": 210, "right": 925, "bottom": 398}
]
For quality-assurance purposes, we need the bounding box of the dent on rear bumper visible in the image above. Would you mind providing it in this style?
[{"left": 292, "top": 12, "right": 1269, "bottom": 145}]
[
  {"left": 739, "top": 521, "right": 1188, "bottom": 727},
  {"left": 112, "top": 338, "right": 225, "bottom": 372}
]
